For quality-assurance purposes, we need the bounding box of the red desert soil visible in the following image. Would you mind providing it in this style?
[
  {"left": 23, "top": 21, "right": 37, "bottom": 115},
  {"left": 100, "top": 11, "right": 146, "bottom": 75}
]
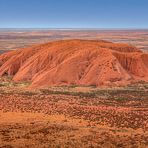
[
  {"left": 0, "top": 84, "right": 148, "bottom": 147},
  {"left": 0, "top": 39, "right": 148, "bottom": 88}
]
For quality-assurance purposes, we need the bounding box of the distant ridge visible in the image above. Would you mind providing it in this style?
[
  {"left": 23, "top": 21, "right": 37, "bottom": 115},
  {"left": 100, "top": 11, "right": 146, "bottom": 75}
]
[{"left": 1, "top": 28, "right": 148, "bottom": 31}]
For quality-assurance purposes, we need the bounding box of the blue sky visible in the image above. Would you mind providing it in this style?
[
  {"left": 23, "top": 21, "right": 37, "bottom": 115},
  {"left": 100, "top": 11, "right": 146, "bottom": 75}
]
[{"left": 0, "top": 0, "right": 148, "bottom": 28}]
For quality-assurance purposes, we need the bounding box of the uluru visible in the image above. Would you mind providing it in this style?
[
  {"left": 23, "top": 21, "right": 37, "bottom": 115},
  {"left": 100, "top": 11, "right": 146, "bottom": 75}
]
[{"left": 0, "top": 39, "right": 148, "bottom": 88}]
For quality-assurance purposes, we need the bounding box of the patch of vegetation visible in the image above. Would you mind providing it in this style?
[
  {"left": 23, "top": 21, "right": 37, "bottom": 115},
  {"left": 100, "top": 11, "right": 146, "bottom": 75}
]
[
  {"left": 40, "top": 89, "right": 97, "bottom": 98},
  {"left": 0, "top": 82, "right": 14, "bottom": 87},
  {"left": 0, "top": 79, "right": 31, "bottom": 88},
  {"left": 143, "top": 83, "right": 148, "bottom": 89},
  {"left": 18, "top": 91, "right": 38, "bottom": 96},
  {"left": 0, "top": 83, "right": 6, "bottom": 87},
  {"left": 52, "top": 84, "right": 97, "bottom": 89},
  {"left": 114, "top": 97, "right": 127, "bottom": 102}
]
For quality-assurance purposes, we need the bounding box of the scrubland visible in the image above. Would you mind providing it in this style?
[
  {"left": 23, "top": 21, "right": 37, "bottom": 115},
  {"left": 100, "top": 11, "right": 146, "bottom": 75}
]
[{"left": 0, "top": 77, "right": 147, "bottom": 147}]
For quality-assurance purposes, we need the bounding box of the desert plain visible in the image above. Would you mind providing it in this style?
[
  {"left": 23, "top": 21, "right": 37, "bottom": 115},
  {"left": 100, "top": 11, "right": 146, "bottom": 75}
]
[
  {"left": 0, "top": 29, "right": 148, "bottom": 52},
  {"left": 0, "top": 29, "right": 148, "bottom": 148}
]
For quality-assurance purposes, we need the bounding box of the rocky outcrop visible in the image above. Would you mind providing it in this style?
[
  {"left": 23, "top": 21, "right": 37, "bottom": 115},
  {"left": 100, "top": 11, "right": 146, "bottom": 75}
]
[{"left": 0, "top": 39, "right": 147, "bottom": 88}]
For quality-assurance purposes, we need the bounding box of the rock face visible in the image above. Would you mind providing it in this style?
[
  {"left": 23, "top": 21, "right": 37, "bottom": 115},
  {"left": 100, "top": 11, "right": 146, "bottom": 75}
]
[{"left": 0, "top": 39, "right": 148, "bottom": 88}]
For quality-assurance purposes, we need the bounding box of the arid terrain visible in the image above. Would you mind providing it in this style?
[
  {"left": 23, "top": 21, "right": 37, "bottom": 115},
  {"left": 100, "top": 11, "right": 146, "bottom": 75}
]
[
  {"left": 0, "top": 31, "right": 148, "bottom": 148},
  {"left": 0, "top": 77, "right": 148, "bottom": 147},
  {"left": 0, "top": 29, "right": 148, "bottom": 53}
]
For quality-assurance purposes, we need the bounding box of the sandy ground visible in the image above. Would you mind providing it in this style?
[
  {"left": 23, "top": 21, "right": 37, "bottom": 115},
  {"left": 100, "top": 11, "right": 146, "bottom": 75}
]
[
  {"left": 0, "top": 77, "right": 147, "bottom": 147},
  {"left": 0, "top": 111, "right": 147, "bottom": 148},
  {"left": 0, "top": 80, "right": 148, "bottom": 147}
]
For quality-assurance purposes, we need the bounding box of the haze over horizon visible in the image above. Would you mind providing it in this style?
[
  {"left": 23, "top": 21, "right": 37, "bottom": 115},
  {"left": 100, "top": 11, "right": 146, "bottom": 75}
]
[{"left": 0, "top": 0, "right": 148, "bottom": 29}]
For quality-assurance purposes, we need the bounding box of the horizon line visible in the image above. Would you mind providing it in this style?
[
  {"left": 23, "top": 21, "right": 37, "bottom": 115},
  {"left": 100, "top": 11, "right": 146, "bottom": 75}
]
[{"left": 0, "top": 27, "right": 148, "bottom": 30}]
